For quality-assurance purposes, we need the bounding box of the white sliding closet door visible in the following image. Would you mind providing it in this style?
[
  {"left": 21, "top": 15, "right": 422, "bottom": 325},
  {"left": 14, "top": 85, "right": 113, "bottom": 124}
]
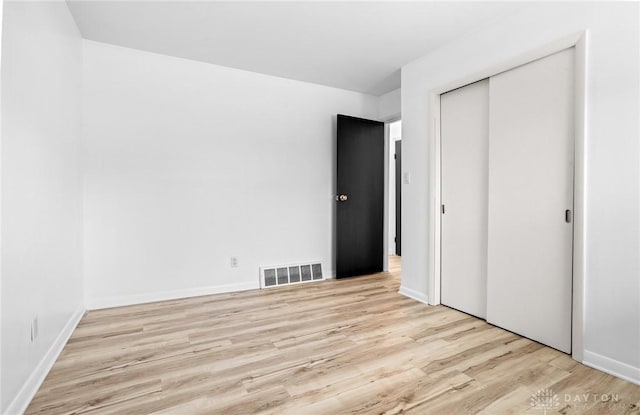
[
  {"left": 441, "top": 80, "right": 489, "bottom": 319},
  {"left": 486, "top": 49, "right": 574, "bottom": 353}
]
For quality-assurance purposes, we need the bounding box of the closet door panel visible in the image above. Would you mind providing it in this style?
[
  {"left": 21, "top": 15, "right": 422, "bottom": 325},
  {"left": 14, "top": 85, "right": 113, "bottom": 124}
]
[
  {"left": 441, "top": 79, "right": 489, "bottom": 319},
  {"left": 487, "top": 49, "right": 574, "bottom": 353}
]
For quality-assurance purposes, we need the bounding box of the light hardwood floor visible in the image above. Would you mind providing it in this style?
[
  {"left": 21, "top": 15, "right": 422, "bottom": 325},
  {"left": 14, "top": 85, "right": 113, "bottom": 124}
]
[{"left": 27, "top": 257, "right": 639, "bottom": 414}]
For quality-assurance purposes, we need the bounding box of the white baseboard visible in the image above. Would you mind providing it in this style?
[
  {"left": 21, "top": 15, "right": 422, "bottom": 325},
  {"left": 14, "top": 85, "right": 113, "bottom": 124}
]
[
  {"left": 583, "top": 350, "right": 640, "bottom": 385},
  {"left": 86, "top": 281, "right": 260, "bottom": 310},
  {"left": 3, "top": 306, "right": 85, "bottom": 415},
  {"left": 399, "top": 285, "right": 430, "bottom": 305}
]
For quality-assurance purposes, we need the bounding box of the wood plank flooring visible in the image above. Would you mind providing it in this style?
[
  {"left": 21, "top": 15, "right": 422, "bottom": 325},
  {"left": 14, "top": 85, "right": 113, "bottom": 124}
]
[{"left": 27, "top": 257, "right": 640, "bottom": 414}]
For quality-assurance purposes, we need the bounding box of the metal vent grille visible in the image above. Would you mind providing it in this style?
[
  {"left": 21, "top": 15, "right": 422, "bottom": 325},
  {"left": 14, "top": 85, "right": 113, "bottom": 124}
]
[{"left": 260, "top": 262, "right": 325, "bottom": 288}]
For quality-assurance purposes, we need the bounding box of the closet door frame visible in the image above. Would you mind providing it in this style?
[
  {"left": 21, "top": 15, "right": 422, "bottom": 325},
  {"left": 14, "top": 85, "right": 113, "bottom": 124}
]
[{"left": 431, "top": 33, "right": 587, "bottom": 362}]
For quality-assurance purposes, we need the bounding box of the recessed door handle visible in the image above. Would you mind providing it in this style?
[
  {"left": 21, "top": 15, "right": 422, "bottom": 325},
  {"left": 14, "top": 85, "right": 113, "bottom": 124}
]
[{"left": 565, "top": 209, "right": 572, "bottom": 223}]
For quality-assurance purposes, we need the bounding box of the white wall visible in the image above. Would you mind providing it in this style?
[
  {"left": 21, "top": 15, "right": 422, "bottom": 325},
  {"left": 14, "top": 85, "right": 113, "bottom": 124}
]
[
  {"left": 82, "top": 40, "right": 379, "bottom": 309},
  {"left": 379, "top": 88, "right": 401, "bottom": 122},
  {"left": 1, "top": 1, "right": 84, "bottom": 413},
  {"left": 401, "top": 2, "right": 640, "bottom": 383}
]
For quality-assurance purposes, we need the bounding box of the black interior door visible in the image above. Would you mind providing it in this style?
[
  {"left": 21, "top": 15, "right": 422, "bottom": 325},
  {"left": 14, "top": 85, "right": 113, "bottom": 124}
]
[
  {"left": 395, "top": 140, "right": 401, "bottom": 256},
  {"left": 336, "top": 114, "right": 384, "bottom": 278}
]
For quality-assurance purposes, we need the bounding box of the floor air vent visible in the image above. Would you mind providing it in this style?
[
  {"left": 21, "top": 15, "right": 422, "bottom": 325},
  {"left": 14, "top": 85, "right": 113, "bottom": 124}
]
[{"left": 260, "top": 262, "right": 324, "bottom": 288}]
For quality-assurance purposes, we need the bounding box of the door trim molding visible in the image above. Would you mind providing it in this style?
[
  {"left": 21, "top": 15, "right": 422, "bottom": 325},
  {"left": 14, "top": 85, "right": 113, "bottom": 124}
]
[
  {"left": 383, "top": 122, "right": 389, "bottom": 272},
  {"left": 430, "top": 32, "right": 587, "bottom": 362}
]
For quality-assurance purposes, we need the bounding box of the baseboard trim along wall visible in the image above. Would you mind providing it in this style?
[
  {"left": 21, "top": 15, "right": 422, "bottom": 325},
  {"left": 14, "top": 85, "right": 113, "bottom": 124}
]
[
  {"left": 86, "top": 281, "right": 260, "bottom": 310},
  {"left": 3, "top": 307, "right": 85, "bottom": 415},
  {"left": 583, "top": 350, "right": 640, "bottom": 386},
  {"left": 398, "top": 285, "right": 429, "bottom": 305}
]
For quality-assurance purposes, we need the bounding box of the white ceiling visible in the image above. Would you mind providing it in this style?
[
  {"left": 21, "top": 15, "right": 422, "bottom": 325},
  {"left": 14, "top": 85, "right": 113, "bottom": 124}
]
[{"left": 66, "top": 1, "right": 529, "bottom": 96}]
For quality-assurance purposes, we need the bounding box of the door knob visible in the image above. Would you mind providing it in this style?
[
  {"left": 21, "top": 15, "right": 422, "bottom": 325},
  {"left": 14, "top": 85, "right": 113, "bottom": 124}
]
[{"left": 337, "top": 194, "right": 348, "bottom": 202}]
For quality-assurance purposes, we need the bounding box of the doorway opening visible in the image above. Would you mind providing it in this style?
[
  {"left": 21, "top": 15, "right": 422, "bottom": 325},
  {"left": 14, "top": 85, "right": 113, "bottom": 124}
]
[{"left": 388, "top": 120, "right": 401, "bottom": 258}]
